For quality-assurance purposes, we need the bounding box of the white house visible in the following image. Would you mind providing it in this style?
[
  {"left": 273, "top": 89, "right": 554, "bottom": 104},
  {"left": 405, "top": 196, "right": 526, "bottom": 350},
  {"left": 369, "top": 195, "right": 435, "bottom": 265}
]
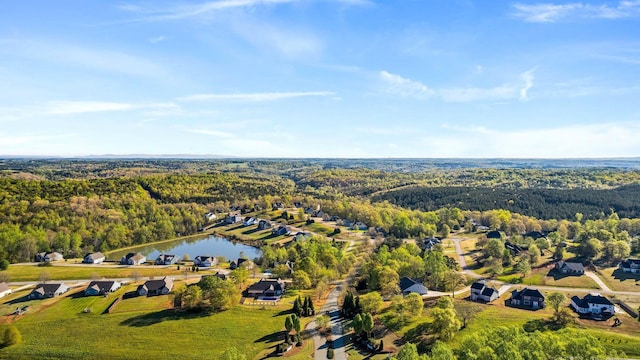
[
  {"left": 243, "top": 217, "right": 258, "bottom": 226},
  {"left": 83, "top": 252, "right": 105, "bottom": 264},
  {"left": 620, "top": 259, "right": 640, "bottom": 274},
  {"left": 194, "top": 256, "right": 218, "bottom": 268},
  {"left": 470, "top": 281, "right": 499, "bottom": 303},
  {"left": 571, "top": 293, "right": 615, "bottom": 316}
]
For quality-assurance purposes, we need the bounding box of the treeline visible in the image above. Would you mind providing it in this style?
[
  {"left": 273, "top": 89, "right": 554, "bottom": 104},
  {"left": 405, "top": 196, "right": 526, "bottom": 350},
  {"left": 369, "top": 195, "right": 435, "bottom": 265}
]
[
  {"left": 372, "top": 185, "right": 640, "bottom": 220},
  {"left": 0, "top": 174, "right": 292, "bottom": 263}
]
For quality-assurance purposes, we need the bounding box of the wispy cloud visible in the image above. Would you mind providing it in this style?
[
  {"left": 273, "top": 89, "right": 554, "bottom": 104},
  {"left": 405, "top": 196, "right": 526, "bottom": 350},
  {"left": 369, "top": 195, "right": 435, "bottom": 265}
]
[
  {"left": 511, "top": 1, "right": 640, "bottom": 23},
  {"left": 379, "top": 71, "right": 434, "bottom": 99},
  {"left": 380, "top": 69, "right": 535, "bottom": 103},
  {"left": 187, "top": 129, "right": 235, "bottom": 138},
  {"left": 45, "top": 101, "right": 178, "bottom": 115},
  {"left": 520, "top": 68, "right": 536, "bottom": 101},
  {"left": 119, "top": 0, "right": 370, "bottom": 21},
  {"left": 178, "top": 91, "right": 334, "bottom": 102},
  {"left": 149, "top": 36, "right": 166, "bottom": 44},
  {"left": 0, "top": 132, "right": 73, "bottom": 147}
]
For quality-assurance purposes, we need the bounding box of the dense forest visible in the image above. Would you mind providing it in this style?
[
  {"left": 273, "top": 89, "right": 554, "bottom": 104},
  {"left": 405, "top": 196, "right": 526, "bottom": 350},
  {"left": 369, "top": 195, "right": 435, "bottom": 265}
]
[
  {"left": 372, "top": 184, "right": 640, "bottom": 220},
  {"left": 1, "top": 159, "right": 640, "bottom": 264}
]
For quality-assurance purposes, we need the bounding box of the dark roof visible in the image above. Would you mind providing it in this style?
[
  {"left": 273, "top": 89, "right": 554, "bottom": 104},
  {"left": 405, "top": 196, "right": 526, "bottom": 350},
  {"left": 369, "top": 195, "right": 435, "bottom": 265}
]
[
  {"left": 511, "top": 288, "right": 544, "bottom": 300},
  {"left": 247, "top": 279, "right": 284, "bottom": 294},
  {"left": 571, "top": 295, "right": 586, "bottom": 308},
  {"left": 486, "top": 230, "right": 502, "bottom": 239},
  {"left": 621, "top": 259, "right": 640, "bottom": 267},
  {"left": 141, "top": 277, "right": 173, "bottom": 291},
  {"left": 481, "top": 287, "right": 498, "bottom": 297},
  {"left": 399, "top": 277, "right": 422, "bottom": 292},
  {"left": 557, "top": 261, "right": 584, "bottom": 272},
  {"left": 584, "top": 294, "right": 613, "bottom": 306},
  {"left": 86, "top": 281, "right": 117, "bottom": 292},
  {"left": 471, "top": 281, "right": 486, "bottom": 290},
  {"left": 32, "top": 283, "right": 64, "bottom": 294}
]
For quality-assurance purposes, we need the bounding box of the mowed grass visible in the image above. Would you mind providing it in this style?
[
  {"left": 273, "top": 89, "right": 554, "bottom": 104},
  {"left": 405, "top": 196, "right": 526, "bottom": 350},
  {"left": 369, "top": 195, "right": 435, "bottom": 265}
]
[
  {"left": 498, "top": 267, "right": 599, "bottom": 289},
  {"left": 597, "top": 267, "right": 640, "bottom": 292},
  {"left": 2, "top": 264, "right": 185, "bottom": 282},
  {"left": 2, "top": 292, "right": 300, "bottom": 360},
  {"left": 301, "top": 222, "right": 337, "bottom": 237}
]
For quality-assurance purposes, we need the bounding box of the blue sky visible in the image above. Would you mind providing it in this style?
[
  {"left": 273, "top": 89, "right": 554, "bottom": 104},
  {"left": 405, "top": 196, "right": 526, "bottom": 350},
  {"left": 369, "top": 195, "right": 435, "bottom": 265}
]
[{"left": 1, "top": 0, "right": 640, "bottom": 157}]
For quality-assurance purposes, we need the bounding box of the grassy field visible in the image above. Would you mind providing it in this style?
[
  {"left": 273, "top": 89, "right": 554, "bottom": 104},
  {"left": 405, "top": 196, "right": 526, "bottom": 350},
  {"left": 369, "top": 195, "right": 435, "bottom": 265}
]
[
  {"left": 2, "top": 263, "right": 209, "bottom": 282},
  {"left": 497, "top": 267, "right": 600, "bottom": 289},
  {"left": 301, "top": 222, "right": 337, "bottom": 237},
  {"left": 597, "top": 266, "right": 640, "bottom": 292},
  {"left": 0, "top": 288, "right": 310, "bottom": 360}
]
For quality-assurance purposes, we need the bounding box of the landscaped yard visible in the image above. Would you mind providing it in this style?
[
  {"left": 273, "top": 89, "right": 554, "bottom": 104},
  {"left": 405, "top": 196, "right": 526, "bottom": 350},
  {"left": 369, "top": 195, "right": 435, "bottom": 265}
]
[
  {"left": 597, "top": 266, "right": 640, "bottom": 292},
  {"left": 497, "top": 267, "right": 600, "bottom": 289},
  {"left": 3, "top": 264, "right": 188, "bottom": 282},
  {"left": 1, "top": 290, "right": 309, "bottom": 360}
]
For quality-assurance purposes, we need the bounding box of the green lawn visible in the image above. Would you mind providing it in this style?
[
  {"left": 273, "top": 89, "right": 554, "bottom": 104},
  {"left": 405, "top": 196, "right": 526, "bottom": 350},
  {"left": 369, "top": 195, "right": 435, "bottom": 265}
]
[
  {"left": 2, "top": 264, "right": 187, "bottom": 282},
  {"left": 597, "top": 266, "right": 640, "bottom": 292},
  {"left": 497, "top": 267, "right": 600, "bottom": 289},
  {"left": 301, "top": 222, "right": 337, "bottom": 236},
  {"left": 1, "top": 292, "right": 303, "bottom": 360}
]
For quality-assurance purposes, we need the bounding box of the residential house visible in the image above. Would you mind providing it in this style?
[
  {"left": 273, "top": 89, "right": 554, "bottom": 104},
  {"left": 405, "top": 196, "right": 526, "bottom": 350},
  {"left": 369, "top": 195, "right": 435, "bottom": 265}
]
[
  {"left": 351, "top": 222, "right": 368, "bottom": 231},
  {"left": 257, "top": 219, "right": 273, "bottom": 230},
  {"left": 399, "top": 277, "right": 428, "bottom": 296},
  {"left": 272, "top": 225, "right": 292, "bottom": 236},
  {"left": 555, "top": 261, "right": 585, "bottom": 276},
  {"left": 340, "top": 219, "right": 354, "bottom": 228},
  {"left": 0, "top": 282, "right": 12, "bottom": 298},
  {"left": 294, "top": 231, "right": 312, "bottom": 241},
  {"left": 84, "top": 280, "right": 121, "bottom": 296},
  {"left": 82, "top": 252, "right": 105, "bottom": 264},
  {"left": 243, "top": 216, "right": 258, "bottom": 226},
  {"left": 35, "top": 252, "right": 64, "bottom": 262},
  {"left": 470, "top": 281, "right": 499, "bottom": 303},
  {"left": 225, "top": 213, "right": 242, "bottom": 224},
  {"left": 421, "top": 237, "right": 442, "bottom": 251},
  {"left": 205, "top": 212, "right": 217, "bottom": 221},
  {"left": 486, "top": 230, "right": 502, "bottom": 239},
  {"left": 315, "top": 210, "right": 325, "bottom": 218},
  {"left": 504, "top": 242, "right": 522, "bottom": 255},
  {"left": 328, "top": 215, "right": 341, "bottom": 222},
  {"left": 121, "top": 253, "right": 146, "bottom": 265},
  {"left": 194, "top": 256, "right": 218, "bottom": 268},
  {"left": 245, "top": 279, "right": 285, "bottom": 299},
  {"left": 524, "top": 231, "right": 545, "bottom": 239},
  {"left": 272, "top": 202, "right": 284, "bottom": 210},
  {"left": 137, "top": 277, "right": 174, "bottom": 296},
  {"left": 304, "top": 207, "right": 316, "bottom": 215},
  {"left": 230, "top": 258, "right": 254, "bottom": 270},
  {"left": 619, "top": 259, "right": 640, "bottom": 274},
  {"left": 28, "top": 283, "right": 69, "bottom": 299},
  {"left": 293, "top": 202, "right": 302, "bottom": 208},
  {"left": 477, "top": 226, "right": 490, "bottom": 231},
  {"left": 571, "top": 293, "right": 615, "bottom": 317},
  {"left": 155, "top": 254, "right": 178, "bottom": 265},
  {"left": 508, "top": 288, "right": 545, "bottom": 310}
]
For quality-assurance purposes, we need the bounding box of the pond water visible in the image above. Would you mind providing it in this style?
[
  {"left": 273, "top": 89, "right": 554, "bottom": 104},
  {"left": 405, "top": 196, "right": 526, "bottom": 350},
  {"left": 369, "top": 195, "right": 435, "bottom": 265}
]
[{"left": 108, "top": 235, "right": 262, "bottom": 262}]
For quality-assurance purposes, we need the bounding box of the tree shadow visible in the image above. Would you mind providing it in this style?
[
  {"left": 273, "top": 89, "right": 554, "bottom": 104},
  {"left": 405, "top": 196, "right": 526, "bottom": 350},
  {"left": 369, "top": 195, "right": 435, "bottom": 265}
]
[
  {"left": 254, "top": 331, "right": 285, "bottom": 344},
  {"left": 523, "top": 318, "right": 566, "bottom": 332},
  {"left": 403, "top": 321, "right": 432, "bottom": 344},
  {"left": 119, "top": 308, "right": 212, "bottom": 327},
  {"left": 6, "top": 296, "right": 31, "bottom": 305},
  {"left": 271, "top": 309, "right": 292, "bottom": 317}
]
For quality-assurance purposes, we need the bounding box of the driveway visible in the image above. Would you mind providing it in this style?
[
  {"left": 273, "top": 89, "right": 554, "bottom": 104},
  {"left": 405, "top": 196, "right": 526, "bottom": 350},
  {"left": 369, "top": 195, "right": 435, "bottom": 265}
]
[
  {"left": 451, "top": 236, "right": 483, "bottom": 279},
  {"left": 585, "top": 271, "right": 612, "bottom": 292}
]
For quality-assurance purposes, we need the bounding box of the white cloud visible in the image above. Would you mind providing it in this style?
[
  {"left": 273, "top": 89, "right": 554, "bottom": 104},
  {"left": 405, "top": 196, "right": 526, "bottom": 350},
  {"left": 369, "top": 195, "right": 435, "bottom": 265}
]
[
  {"left": 178, "top": 91, "right": 334, "bottom": 102},
  {"left": 512, "top": 1, "right": 640, "bottom": 23},
  {"left": 0, "top": 133, "right": 72, "bottom": 147},
  {"left": 45, "top": 101, "right": 178, "bottom": 115},
  {"left": 520, "top": 68, "right": 536, "bottom": 101},
  {"left": 187, "top": 129, "right": 235, "bottom": 138},
  {"left": 149, "top": 36, "right": 166, "bottom": 44},
  {"left": 380, "top": 69, "right": 536, "bottom": 103},
  {"left": 379, "top": 71, "right": 434, "bottom": 99}
]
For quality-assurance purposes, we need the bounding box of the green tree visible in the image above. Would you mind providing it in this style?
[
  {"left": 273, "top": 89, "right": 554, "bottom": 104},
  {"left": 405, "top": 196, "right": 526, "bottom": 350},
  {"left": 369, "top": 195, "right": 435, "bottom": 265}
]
[
  {"left": 352, "top": 313, "right": 363, "bottom": 336},
  {"left": 293, "top": 270, "right": 312, "bottom": 290},
  {"left": 485, "top": 239, "right": 505, "bottom": 259},
  {"left": 431, "top": 306, "right": 460, "bottom": 341},
  {"left": 378, "top": 266, "right": 400, "bottom": 298},
  {"left": 362, "top": 312, "right": 374, "bottom": 339},
  {"left": 430, "top": 341, "right": 455, "bottom": 360},
  {"left": 443, "top": 270, "right": 465, "bottom": 296},
  {"left": 553, "top": 245, "right": 565, "bottom": 260},
  {"left": 515, "top": 258, "right": 531, "bottom": 278},
  {"left": 528, "top": 244, "right": 540, "bottom": 264},
  {"left": 454, "top": 301, "right": 483, "bottom": 328},
  {"left": 547, "top": 291, "right": 567, "bottom": 321},
  {"left": 359, "top": 291, "right": 383, "bottom": 314},
  {"left": 183, "top": 285, "right": 202, "bottom": 309},
  {"left": 404, "top": 293, "right": 424, "bottom": 318},
  {"left": 393, "top": 342, "right": 426, "bottom": 360},
  {"left": 230, "top": 267, "right": 249, "bottom": 287}
]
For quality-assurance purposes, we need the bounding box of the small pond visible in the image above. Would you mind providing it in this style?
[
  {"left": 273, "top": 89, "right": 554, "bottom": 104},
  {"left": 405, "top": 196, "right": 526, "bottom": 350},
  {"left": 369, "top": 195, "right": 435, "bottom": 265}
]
[{"left": 108, "top": 235, "right": 262, "bottom": 262}]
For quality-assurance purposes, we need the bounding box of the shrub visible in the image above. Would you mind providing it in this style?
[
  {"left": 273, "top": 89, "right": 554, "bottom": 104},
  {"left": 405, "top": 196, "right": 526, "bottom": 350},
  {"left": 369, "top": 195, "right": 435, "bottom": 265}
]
[
  {"left": 0, "top": 259, "right": 9, "bottom": 271},
  {"left": 4, "top": 326, "right": 21, "bottom": 347},
  {"left": 327, "top": 348, "right": 334, "bottom": 359}
]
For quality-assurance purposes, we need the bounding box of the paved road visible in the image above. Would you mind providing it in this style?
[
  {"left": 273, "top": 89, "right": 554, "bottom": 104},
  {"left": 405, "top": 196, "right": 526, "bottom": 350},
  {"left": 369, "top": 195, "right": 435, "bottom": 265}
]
[
  {"left": 451, "top": 236, "right": 483, "bottom": 279},
  {"left": 585, "top": 271, "right": 612, "bottom": 292}
]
